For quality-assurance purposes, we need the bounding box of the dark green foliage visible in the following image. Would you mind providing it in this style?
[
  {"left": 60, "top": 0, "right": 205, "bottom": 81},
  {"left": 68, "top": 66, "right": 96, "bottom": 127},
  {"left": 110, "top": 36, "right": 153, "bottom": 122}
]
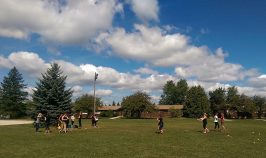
[
  {"left": 121, "top": 91, "right": 154, "bottom": 118},
  {"left": 32, "top": 63, "right": 72, "bottom": 124},
  {"left": 112, "top": 101, "right": 116, "bottom": 106},
  {"left": 73, "top": 94, "right": 102, "bottom": 114},
  {"left": 100, "top": 110, "right": 117, "bottom": 117},
  {"left": 159, "top": 79, "right": 188, "bottom": 105},
  {"left": 252, "top": 96, "right": 266, "bottom": 118},
  {"left": 209, "top": 87, "right": 226, "bottom": 114},
  {"left": 183, "top": 85, "right": 210, "bottom": 118},
  {"left": 169, "top": 109, "right": 183, "bottom": 118},
  {"left": 0, "top": 67, "right": 28, "bottom": 118},
  {"left": 176, "top": 79, "right": 188, "bottom": 104},
  {"left": 236, "top": 95, "right": 256, "bottom": 118}
]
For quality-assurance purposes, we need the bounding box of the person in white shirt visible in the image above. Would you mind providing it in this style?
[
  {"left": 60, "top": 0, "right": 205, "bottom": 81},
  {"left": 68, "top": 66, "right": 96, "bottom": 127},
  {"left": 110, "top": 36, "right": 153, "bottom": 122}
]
[{"left": 214, "top": 113, "right": 220, "bottom": 130}]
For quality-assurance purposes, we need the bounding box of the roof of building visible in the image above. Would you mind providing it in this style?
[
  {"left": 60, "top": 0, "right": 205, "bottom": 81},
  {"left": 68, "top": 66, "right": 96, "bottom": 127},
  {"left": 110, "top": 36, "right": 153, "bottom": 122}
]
[
  {"left": 97, "top": 105, "right": 183, "bottom": 111},
  {"left": 155, "top": 105, "right": 183, "bottom": 110},
  {"left": 97, "top": 106, "right": 121, "bottom": 111}
]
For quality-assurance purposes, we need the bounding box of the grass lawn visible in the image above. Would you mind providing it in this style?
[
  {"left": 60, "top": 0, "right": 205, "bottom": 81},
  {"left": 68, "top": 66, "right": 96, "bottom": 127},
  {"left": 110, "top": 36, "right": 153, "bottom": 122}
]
[{"left": 0, "top": 118, "right": 265, "bottom": 158}]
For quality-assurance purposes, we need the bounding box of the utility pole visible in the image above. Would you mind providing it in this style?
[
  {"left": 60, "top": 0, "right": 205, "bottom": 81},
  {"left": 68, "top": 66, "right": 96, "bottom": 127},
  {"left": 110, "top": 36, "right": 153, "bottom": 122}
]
[{"left": 93, "top": 72, "right": 98, "bottom": 114}]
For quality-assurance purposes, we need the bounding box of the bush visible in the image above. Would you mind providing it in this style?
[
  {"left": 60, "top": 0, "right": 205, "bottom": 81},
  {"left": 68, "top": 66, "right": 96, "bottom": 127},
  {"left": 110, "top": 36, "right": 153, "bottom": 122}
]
[
  {"left": 100, "top": 110, "right": 117, "bottom": 117},
  {"left": 169, "top": 109, "right": 183, "bottom": 118}
]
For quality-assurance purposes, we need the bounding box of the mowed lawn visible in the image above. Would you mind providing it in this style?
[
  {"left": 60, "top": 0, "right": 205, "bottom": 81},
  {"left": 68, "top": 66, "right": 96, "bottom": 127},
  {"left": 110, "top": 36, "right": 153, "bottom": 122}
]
[{"left": 0, "top": 118, "right": 265, "bottom": 158}]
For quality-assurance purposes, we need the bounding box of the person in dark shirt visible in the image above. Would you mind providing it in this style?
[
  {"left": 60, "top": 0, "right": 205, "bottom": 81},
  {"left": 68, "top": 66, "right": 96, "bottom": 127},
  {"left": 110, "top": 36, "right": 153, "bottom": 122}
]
[
  {"left": 198, "top": 113, "right": 209, "bottom": 134},
  {"left": 157, "top": 117, "right": 164, "bottom": 134},
  {"left": 78, "top": 111, "right": 82, "bottom": 128},
  {"left": 44, "top": 113, "right": 51, "bottom": 134}
]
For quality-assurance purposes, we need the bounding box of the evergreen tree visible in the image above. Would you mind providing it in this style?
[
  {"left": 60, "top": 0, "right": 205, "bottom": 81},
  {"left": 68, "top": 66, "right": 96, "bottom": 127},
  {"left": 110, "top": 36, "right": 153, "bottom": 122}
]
[
  {"left": 32, "top": 63, "right": 72, "bottom": 124},
  {"left": 183, "top": 85, "right": 210, "bottom": 118},
  {"left": 112, "top": 101, "right": 116, "bottom": 106},
  {"left": 0, "top": 67, "right": 28, "bottom": 118}
]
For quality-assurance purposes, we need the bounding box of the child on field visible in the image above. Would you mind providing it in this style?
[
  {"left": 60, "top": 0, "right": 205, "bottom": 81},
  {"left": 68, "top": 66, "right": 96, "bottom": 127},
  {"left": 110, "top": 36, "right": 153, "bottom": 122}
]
[
  {"left": 214, "top": 113, "right": 219, "bottom": 130},
  {"left": 157, "top": 117, "right": 164, "bottom": 134}
]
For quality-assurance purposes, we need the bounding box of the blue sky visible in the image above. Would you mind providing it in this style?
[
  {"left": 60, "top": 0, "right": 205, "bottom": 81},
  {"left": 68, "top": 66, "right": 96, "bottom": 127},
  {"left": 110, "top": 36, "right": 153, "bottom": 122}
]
[{"left": 0, "top": 0, "right": 266, "bottom": 104}]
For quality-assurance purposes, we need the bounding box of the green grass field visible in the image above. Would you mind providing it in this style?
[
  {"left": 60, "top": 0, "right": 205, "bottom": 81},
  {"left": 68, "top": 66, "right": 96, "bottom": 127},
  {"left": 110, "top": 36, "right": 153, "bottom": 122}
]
[{"left": 0, "top": 118, "right": 265, "bottom": 158}]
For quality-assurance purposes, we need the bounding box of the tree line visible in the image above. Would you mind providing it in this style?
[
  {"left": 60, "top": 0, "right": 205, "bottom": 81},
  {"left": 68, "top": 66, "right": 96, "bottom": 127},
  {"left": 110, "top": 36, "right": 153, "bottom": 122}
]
[
  {"left": 0, "top": 64, "right": 265, "bottom": 121},
  {"left": 159, "top": 79, "right": 265, "bottom": 118}
]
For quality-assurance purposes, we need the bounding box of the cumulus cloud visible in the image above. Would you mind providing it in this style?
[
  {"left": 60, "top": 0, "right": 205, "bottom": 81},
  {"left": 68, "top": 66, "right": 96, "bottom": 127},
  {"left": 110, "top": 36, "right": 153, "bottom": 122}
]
[
  {"left": 134, "top": 67, "right": 158, "bottom": 75},
  {"left": 89, "top": 89, "right": 113, "bottom": 97},
  {"left": 0, "top": 0, "right": 122, "bottom": 45},
  {"left": 129, "top": 0, "right": 159, "bottom": 22},
  {"left": 0, "top": 52, "right": 49, "bottom": 77},
  {"left": 94, "top": 24, "right": 258, "bottom": 82},
  {"left": 247, "top": 74, "right": 266, "bottom": 88}
]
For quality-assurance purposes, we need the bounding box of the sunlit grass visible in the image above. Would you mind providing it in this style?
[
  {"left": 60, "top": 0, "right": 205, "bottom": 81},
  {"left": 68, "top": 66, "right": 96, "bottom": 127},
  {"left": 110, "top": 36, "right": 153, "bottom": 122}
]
[{"left": 0, "top": 118, "right": 265, "bottom": 158}]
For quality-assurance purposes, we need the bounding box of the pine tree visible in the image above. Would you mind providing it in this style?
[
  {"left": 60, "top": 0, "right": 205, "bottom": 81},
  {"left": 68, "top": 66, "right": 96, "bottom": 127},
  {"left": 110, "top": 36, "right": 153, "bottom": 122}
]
[
  {"left": 32, "top": 63, "right": 72, "bottom": 124},
  {"left": 0, "top": 67, "right": 28, "bottom": 118}
]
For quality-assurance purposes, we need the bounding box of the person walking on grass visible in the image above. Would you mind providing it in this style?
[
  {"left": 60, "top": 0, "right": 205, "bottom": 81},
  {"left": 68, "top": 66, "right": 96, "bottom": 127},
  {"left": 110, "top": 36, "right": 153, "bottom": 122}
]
[
  {"left": 157, "top": 117, "right": 164, "bottom": 134},
  {"left": 35, "top": 113, "right": 42, "bottom": 132},
  {"left": 198, "top": 113, "right": 209, "bottom": 134},
  {"left": 214, "top": 113, "right": 220, "bottom": 130}
]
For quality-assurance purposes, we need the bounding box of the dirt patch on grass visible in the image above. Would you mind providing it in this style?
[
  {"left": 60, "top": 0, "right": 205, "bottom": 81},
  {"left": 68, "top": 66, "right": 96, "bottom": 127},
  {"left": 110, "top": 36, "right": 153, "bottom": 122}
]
[{"left": 0, "top": 120, "right": 33, "bottom": 126}]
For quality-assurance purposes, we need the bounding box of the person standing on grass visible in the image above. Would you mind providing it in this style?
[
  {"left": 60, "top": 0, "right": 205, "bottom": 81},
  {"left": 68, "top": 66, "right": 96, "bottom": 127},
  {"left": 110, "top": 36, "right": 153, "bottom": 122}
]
[
  {"left": 58, "top": 114, "right": 63, "bottom": 133},
  {"left": 214, "top": 113, "right": 219, "bottom": 130},
  {"left": 35, "top": 113, "right": 42, "bottom": 132},
  {"left": 220, "top": 113, "right": 226, "bottom": 130},
  {"left": 94, "top": 115, "right": 99, "bottom": 127},
  {"left": 198, "top": 113, "right": 209, "bottom": 134},
  {"left": 78, "top": 111, "right": 82, "bottom": 128},
  {"left": 44, "top": 113, "right": 51, "bottom": 134},
  {"left": 157, "top": 117, "right": 164, "bottom": 134},
  {"left": 70, "top": 114, "right": 75, "bottom": 128},
  {"left": 62, "top": 113, "right": 69, "bottom": 133}
]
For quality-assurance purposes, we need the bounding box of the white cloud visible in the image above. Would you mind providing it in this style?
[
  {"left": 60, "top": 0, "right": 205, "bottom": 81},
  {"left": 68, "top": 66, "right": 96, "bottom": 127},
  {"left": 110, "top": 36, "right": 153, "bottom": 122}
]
[
  {"left": 134, "top": 67, "right": 158, "bottom": 75},
  {"left": 129, "top": 0, "right": 159, "bottom": 22},
  {"left": 0, "top": 52, "right": 49, "bottom": 77},
  {"left": 89, "top": 89, "right": 113, "bottom": 96},
  {"left": 72, "top": 85, "right": 83, "bottom": 97},
  {"left": 0, "top": 0, "right": 122, "bottom": 45},
  {"left": 247, "top": 74, "right": 266, "bottom": 88},
  {"left": 0, "top": 55, "right": 12, "bottom": 69},
  {"left": 95, "top": 24, "right": 258, "bottom": 82}
]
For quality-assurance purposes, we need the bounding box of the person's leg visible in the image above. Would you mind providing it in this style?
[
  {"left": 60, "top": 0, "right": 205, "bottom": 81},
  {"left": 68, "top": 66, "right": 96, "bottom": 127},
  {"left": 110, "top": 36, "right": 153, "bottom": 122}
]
[
  {"left": 79, "top": 118, "right": 82, "bottom": 128},
  {"left": 214, "top": 122, "right": 218, "bottom": 129},
  {"left": 36, "top": 123, "right": 39, "bottom": 132},
  {"left": 63, "top": 122, "right": 67, "bottom": 133}
]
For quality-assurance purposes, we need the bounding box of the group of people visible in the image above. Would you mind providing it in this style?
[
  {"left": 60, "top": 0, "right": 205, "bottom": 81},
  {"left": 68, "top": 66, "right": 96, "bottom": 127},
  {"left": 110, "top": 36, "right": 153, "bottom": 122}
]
[
  {"left": 35, "top": 111, "right": 99, "bottom": 133},
  {"left": 35, "top": 111, "right": 227, "bottom": 135},
  {"left": 57, "top": 113, "right": 76, "bottom": 133},
  {"left": 198, "top": 112, "right": 226, "bottom": 134}
]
